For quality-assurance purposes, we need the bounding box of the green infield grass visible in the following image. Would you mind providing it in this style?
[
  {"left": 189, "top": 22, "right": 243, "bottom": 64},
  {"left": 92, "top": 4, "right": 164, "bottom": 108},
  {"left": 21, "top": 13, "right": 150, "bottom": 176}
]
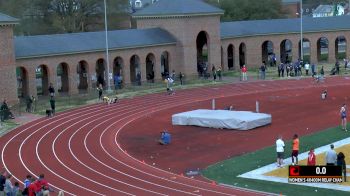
[{"left": 202, "top": 126, "right": 350, "bottom": 196}]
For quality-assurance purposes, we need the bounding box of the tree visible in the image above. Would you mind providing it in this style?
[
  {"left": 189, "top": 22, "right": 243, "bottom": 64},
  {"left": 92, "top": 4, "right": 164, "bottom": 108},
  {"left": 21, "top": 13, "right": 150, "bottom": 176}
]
[
  {"left": 0, "top": 0, "right": 129, "bottom": 35},
  {"left": 206, "top": 0, "right": 286, "bottom": 21}
]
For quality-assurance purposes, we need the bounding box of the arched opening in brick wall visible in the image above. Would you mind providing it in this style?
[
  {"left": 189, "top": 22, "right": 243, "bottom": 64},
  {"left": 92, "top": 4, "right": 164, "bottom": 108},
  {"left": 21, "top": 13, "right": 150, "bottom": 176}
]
[
  {"left": 77, "top": 60, "right": 89, "bottom": 92},
  {"left": 239, "top": 43, "right": 246, "bottom": 68},
  {"left": 130, "top": 55, "right": 141, "bottom": 85},
  {"left": 227, "top": 44, "right": 234, "bottom": 70},
  {"left": 161, "top": 51, "right": 169, "bottom": 79},
  {"left": 113, "top": 57, "right": 124, "bottom": 89},
  {"left": 262, "top": 41, "right": 274, "bottom": 66},
  {"left": 280, "top": 39, "right": 292, "bottom": 63},
  {"left": 57, "top": 62, "right": 69, "bottom": 93},
  {"left": 299, "top": 38, "right": 311, "bottom": 63},
  {"left": 36, "top": 64, "right": 49, "bottom": 96},
  {"left": 317, "top": 37, "right": 329, "bottom": 62},
  {"left": 96, "top": 58, "right": 106, "bottom": 88},
  {"left": 335, "top": 36, "right": 347, "bottom": 60},
  {"left": 196, "top": 31, "right": 209, "bottom": 75},
  {"left": 16, "top": 67, "right": 29, "bottom": 98},
  {"left": 146, "top": 53, "right": 155, "bottom": 83}
]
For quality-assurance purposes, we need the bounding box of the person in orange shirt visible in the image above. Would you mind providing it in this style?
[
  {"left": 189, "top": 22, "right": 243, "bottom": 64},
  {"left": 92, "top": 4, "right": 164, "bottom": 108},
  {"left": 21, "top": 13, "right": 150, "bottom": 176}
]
[
  {"left": 291, "top": 134, "right": 299, "bottom": 165},
  {"left": 307, "top": 148, "right": 316, "bottom": 166}
]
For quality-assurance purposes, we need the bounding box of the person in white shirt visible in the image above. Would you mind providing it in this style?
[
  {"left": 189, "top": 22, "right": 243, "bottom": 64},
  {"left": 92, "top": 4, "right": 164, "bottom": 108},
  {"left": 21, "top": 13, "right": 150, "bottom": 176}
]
[
  {"left": 304, "top": 62, "right": 310, "bottom": 76},
  {"left": 276, "top": 135, "right": 285, "bottom": 167}
]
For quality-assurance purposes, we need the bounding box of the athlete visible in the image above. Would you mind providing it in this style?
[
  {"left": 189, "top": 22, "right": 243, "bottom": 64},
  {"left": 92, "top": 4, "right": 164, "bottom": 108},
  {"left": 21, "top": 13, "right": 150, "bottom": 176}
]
[{"left": 340, "top": 104, "right": 347, "bottom": 131}]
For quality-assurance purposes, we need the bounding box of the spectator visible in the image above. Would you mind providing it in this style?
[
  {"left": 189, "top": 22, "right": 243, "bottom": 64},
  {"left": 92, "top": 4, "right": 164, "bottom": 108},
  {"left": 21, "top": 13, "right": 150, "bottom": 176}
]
[
  {"left": 335, "top": 60, "right": 340, "bottom": 75},
  {"left": 260, "top": 62, "right": 266, "bottom": 80},
  {"left": 26, "top": 95, "right": 33, "bottom": 113},
  {"left": 179, "top": 72, "right": 184, "bottom": 85},
  {"left": 50, "top": 97, "right": 55, "bottom": 116},
  {"left": 48, "top": 83, "right": 55, "bottom": 98},
  {"left": 304, "top": 62, "right": 310, "bottom": 76},
  {"left": 320, "top": 66, "right": 324, "bottom": 78},
  {"left": 325, "top": 144, "right": 337, "bottom": 165},
  {"left": 307, "top": 148, "right": 316, "bottom": 166},
  {"left": 241, "top": 65, "right": 247, "bottom": 81},
  {"left": 311, "top": 63, "right": 316, "bottom": 77},
  {"left": 0, "top": 169, "right": 6, "bottom": 196},
  {"left": 337, "top": 152, "right": 347, "bottom": 182},
  {"left": 4, "top": 174, "right": 13, "bottom": 196},
  {"left": 35, "top": 174, "right": 53, "bottom": 195},
  {"left": 171, "top": 70, "right": 176, "bottom": 81},
  {"left": 28, "top": 177, "right": 38, "bottom": 196},
  {"left": 276, "top": 135, "right": 285, "bottom": 167},
  {"left": 217, "top": 65, "right": 222, "bottom": 80},
  {"left": 1, "top": 99, "right": 15, "bottom": 120},
  {"left": 136, "top": 71, "right": 141, "bottom": 86},
  {"left": 12, "top": 182, "right": 21, "bottom": 196},
  {"left": 97, "top": 84, "right": 103, "bottom": 101},
  {"left": 211, "top": 65, "right": 217, "bottom": 81},
  {"left": 22, "top": 174, "right": 32, "bottom": 196}
]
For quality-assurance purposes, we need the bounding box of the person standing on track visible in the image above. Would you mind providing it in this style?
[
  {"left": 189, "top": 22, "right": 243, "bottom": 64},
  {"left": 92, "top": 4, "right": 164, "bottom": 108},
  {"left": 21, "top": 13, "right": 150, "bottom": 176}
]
[
  {"left": 340, "top": 103, "right": 348, "bottom": 131},
  {"left": 241, "top": 65, "right": 247, "bottom": 81},
  {"left": 291, "top": 134, "right": 299, "bottom": 165},
  {"left": 276, "top": 135, "right": 285, "bottom": 167}
]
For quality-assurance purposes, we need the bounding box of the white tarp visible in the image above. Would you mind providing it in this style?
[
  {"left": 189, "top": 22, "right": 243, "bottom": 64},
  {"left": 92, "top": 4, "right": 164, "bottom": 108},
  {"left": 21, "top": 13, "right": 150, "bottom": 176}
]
[{"left": 172, "top": 109, "right": 271, "bottom": 130}]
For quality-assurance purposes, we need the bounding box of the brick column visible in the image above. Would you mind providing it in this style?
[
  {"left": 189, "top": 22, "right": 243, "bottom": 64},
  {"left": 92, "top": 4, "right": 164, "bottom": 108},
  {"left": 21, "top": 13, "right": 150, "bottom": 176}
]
[
  {"left": 310, "top": 39, "right": 318, "bottom": 64},
  {"left": 328, "top": 38, "right": 336, "bottom": 64},
  {"left": 154, "top": 54, "right": 162, "bottom": 81},
  {"left": 27, "top": 67, "right": 37, "bottom": 97},
  {"left": 68, "top": 64, "right": 78, "bottom": 95},
  {"left": 222, "top": 46, "right": 228, "bottom": 71},
  {"left": 140, "top": 54, "right": 147, "bottom": 83},
  {"left": 274, "top": 41, "right": 281, "bottom": 65}
]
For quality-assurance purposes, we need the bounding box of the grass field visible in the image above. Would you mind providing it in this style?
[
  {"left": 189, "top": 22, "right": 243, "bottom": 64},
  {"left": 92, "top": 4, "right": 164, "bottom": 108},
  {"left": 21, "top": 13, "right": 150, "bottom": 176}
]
[
  {"left": 202, "top": 126, "right": 350, "bottom": 195},
  {"left": 0, "top": 121, "right": 19, "bottom": 136}
]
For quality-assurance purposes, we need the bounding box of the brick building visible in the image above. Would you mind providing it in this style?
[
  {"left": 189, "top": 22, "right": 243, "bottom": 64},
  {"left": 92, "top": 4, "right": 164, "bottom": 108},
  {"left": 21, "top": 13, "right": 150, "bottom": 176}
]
[{"left": 1, "top": 0, "right": 350, "bottom": 103}]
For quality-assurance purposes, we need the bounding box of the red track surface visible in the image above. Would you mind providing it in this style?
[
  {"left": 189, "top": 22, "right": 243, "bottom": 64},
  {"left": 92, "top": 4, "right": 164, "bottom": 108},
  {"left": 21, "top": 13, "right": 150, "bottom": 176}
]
[{"left": 1, "top": 77, "right": 350, "bottom": 195}]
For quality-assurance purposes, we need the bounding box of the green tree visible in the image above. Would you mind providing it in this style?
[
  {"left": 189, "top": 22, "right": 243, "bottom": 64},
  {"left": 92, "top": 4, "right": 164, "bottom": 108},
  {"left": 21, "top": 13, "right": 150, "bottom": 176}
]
[
  {"left": 0, "top": 0, "right": 129, "bottom": 35},
  {"left": 206, "top": 0, "right": 286, "bottom": 21}
]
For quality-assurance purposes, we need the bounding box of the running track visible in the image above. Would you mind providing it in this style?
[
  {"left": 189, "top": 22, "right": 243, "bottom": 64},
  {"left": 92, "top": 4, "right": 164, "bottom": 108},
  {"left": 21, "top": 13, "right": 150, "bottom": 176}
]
[{"left": 1, "top": 77, "right": 350, "bottom": 195}]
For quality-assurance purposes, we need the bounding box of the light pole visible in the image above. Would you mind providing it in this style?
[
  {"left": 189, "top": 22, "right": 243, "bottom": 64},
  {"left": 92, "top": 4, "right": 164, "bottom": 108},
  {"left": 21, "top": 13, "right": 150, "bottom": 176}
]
[
  {"left": 300, "top": 0, "right": 303, "bottom": 62},
  {"left": 104, "top": 0, "right": 112, "bottom": 92}
]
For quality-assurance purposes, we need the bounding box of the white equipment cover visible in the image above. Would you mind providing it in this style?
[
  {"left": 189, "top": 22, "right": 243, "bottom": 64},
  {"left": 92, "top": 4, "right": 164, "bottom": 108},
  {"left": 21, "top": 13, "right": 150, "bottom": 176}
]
[{"left": 172, "top": 109, "right": 271, "bottom": 130}]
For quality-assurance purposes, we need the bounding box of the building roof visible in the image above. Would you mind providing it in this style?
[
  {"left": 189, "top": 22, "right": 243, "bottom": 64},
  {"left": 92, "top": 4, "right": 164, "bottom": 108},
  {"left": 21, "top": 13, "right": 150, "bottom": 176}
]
[
  {"left": 132, "top": 0, "right": 224, "bottom": 18},
  {"left": 0, "top": 12, "right": 19, "bottom": 24},
  {"left": 281, "top": 0, "right": 299, "bottom": 4},
  {"left": 221, "top": 15, "right": 350, "bottom": 39},
  {"left": 15, "top": 28, "right": 176, "bottom": 59}
]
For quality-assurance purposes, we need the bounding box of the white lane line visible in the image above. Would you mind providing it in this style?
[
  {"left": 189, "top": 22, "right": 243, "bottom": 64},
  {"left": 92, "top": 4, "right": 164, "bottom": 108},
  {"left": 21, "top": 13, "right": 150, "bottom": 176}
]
[
  {"left": 111, "top": 96, "right": 262, "bottom": 196},
  {"left": 2, "top": 104, "right": 101, "bottom": 195},
  {"left": 64, "top": 98, "right": 179, "bottom": 195},
  {"left": 83, "top": 97, "right": 205, "bottom": 195},
  {"left": 21, "top": 105, "right": 113, "bottom": 195}
]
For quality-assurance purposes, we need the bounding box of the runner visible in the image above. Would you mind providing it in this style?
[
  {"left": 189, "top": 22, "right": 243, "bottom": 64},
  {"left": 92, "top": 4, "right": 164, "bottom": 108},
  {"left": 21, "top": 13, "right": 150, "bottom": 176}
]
[{"left": 340, "top": 104, "right": 347, "bottom": 131}]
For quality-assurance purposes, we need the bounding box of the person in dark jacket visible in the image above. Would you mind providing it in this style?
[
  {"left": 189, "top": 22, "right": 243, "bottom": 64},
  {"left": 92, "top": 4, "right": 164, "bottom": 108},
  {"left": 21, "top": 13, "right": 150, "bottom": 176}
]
[{"left": 337, "top": 152, "right": 347, "bottom": 182}]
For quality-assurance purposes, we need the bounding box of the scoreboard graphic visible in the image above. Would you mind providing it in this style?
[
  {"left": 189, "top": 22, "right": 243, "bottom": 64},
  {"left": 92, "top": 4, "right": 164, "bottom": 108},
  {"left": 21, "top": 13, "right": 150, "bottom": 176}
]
[{"left": 288, "top": 166, "right": 343, "bottom": 183}]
